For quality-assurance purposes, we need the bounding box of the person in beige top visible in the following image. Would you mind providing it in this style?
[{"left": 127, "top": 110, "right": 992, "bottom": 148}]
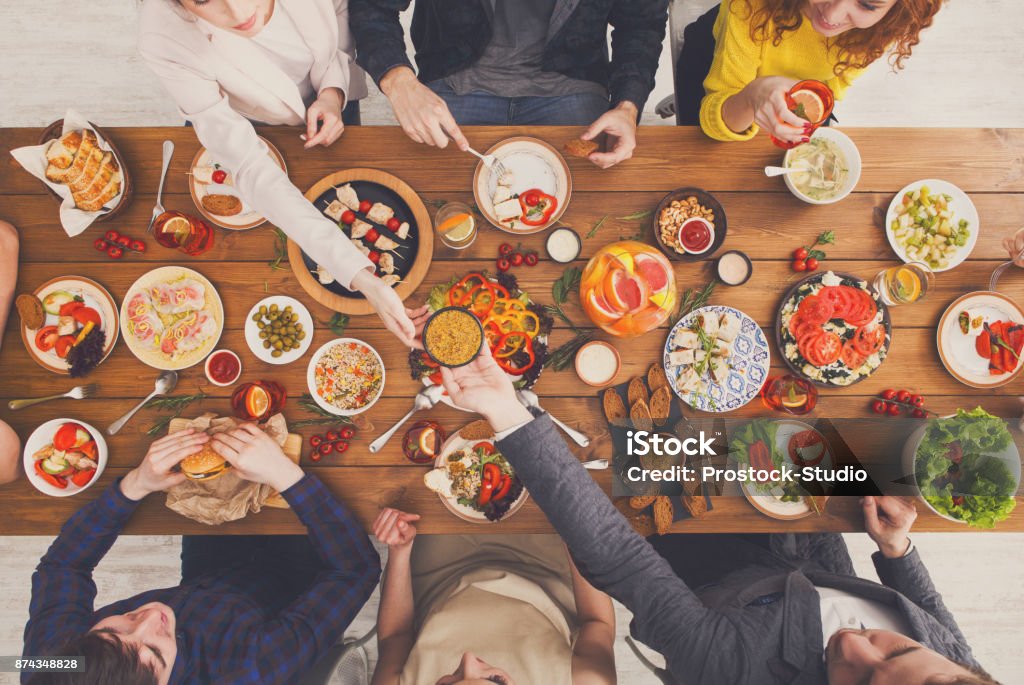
[
  {"left": 138, "top": 0, "right": 421, "bottom": 346},
  {"left": 0, "top": 219, "right": 20, "bottom": 485},
  {"left": 370, "top": 508, "right": 617, "bottom": 685}
]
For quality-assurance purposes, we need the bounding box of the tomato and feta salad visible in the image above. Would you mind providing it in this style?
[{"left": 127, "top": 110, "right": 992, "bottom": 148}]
[{"left": 779, "top": 272, "right": 890, "bottom": 386}]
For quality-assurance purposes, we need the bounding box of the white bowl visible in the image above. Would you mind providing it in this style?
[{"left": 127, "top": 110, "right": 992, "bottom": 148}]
[
  {"left": 306, "top": 338, "right": 386, "bottom": 416},
  {"left": 883, "top": 178, "right": 979, "bottom": 273},
  {"left": 23, "top": 418, "right": 108, "bottom": 497},
  {"left": 783, "top": 127, "right": 861, "bottom": 205}
]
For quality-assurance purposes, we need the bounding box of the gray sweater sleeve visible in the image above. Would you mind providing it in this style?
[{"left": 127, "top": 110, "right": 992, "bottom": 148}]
[{"left": 498, "top": 415, "right": 748, "bottom": 682}]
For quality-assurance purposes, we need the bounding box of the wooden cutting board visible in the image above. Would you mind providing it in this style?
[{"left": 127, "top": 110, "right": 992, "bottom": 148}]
[{"left": 167, "top": 418, "right": 302, "bottom": 509}]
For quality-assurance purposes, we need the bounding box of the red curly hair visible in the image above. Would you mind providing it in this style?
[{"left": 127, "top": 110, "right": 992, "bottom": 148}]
[{"left": 742, "top": 0, "right": 945, "bottom": 74}]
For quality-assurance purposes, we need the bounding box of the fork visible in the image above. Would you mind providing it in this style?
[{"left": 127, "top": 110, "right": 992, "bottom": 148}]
[
  {"left": 147, "top": 140, "right": 175, "bottom": 234},
  {"left": 989, "top": 244, "right": 1024, "bottom": 291},
  {"left": 8, "top": 384, "right": 97, "bottom": 411},
  {"left": 446, "top": 133, "right": 508, "bottom": 180}
]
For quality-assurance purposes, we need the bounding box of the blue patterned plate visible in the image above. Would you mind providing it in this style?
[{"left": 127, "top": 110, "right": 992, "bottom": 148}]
[{"left": 663, "top": 305, "right": 770, "bottom": 413}]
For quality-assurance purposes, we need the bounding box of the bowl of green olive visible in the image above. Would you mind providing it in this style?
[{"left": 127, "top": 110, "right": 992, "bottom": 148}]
[{"left": 244, "top": 296, "right": 315, "bottom": 364}]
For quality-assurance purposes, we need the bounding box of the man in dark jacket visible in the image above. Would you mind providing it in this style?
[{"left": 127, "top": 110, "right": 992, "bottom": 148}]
[
  {"left": 437, "top": 345, "right": 1001, "bottom": 685},
  {"left": 350, "top": 0, "right": 669, "bottom": 168}
]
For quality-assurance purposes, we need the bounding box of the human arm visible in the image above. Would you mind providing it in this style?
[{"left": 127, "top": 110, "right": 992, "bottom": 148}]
[
  {"left": 568, "top": 554, "right": 617, "bottom": 685},
  {"left": 607, "top": 0, "right": 669, "bottom": 113},
  {"left": 369, "top": 508, "right": 420, "bottom": 685},
  {"left": 1003, "top": 227, "right": 1024, "bottom": 266}
]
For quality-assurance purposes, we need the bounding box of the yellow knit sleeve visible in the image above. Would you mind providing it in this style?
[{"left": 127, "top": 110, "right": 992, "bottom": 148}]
[
  {"left": 699, "top": 0, "right": 763, "bottom": 142},
  {"left": 826, "top": 64, "right": 863, "bottom": 102}
]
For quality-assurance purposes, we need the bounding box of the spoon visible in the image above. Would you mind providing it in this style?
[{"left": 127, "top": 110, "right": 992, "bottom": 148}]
[
  {"left": 107, "top": 371, "right": 178, "bottom": 436},
  {"left": 515, "top": 388, "right": 590, "bottom": 447},
  {"left": 369, "top": 384, "right": 444, "bottom": 453},
  {"left": 582, "top": 458, "right": 609, "bottom": 470},
  {"left": 764, "top": 165, "right": 806, "bottom": 177}
]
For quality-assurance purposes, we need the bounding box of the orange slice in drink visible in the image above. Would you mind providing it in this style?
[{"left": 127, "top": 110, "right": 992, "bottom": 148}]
[
  {"left": 160, "top": 216, "right": 193, "bottom": 246},
  {"left": 603, "top": 268, "right": 648, "bottom": 314},
  {"left": 791, "top": 90, "right": 825, "bottom": 123},
  {"left": 893, "top": 267, "right": 921, "bottom": 302},
  {"left": 418, "top": 427, "right": 439, "bottom": 456},
  {"left": 584, "top": 288, "right": 623, "bottom": 327},
  {"left": 246, "top": 384, "right": 271, "bottom": 419}
]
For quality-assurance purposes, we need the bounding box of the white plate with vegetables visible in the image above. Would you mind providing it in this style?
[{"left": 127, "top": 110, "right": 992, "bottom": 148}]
[{"left": 885, "top": 179, "right": 978, "bottom": 272}]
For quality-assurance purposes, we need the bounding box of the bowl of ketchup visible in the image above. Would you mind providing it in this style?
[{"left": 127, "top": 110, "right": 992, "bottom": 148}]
[
  {"left": 651, "top": 187, "right": 728, "bottom": 262},
  {"left": 205, "top": 349, "right": 242, "bottom": 387},
  {"left": 678, "top": 217, "right": 715, "bottom": 255}
]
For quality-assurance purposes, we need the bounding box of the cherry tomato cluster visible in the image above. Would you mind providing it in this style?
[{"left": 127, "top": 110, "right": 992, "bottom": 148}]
[
  {"left": 496, "top": 243, "right": 539, "bottom": 272},
  {"left": 308, "top": 426, "right": 356, "bottom": 460},
  {"left": 870, "top": 389, "right": 929, "bottom": 418},
  {"left": 791, "top": 231, "right": 835, "bottom": 272},
  {"left": 94, "top": 230, "right": 146, "bottom": 260}
]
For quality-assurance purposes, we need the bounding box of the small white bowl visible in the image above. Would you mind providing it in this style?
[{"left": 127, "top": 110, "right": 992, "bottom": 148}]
[
  {"left": 574, "top": 340, "right": 621, "bottom": 387},
  {"left": 204, "top": 349, "right": 242, "bottom": 387},
  {"left": 23, "top": 419, "right": 108, "bottom": 497},
  {"left": 676, "top": 217, "right": 716, "bottom": 256},
  {"left": 783, "top": 127, "right": 861, "bottom": 205}
]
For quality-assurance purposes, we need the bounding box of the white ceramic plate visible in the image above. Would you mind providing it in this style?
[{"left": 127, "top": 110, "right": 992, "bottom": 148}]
[
  {"left": 472, "top": 137, "right": 571, "bottom": 234},
  {"left": 23, "top": 418, "right": 108, "bottom": 497},
  {"left": 937, "top": 291, "right": 1024, "bottom": 388},
  {"left": 20, "top": 276, "right": 119, "bottom": 375},
  {"left": 306, "top": 338, "right": 385, "bottom": 416},
  {"left": 783, "top": 127, "right": 862, "bottom": 205},
  {"left": 244, "top": 296, "right": 314, "bottom": 365},
  {"left": 430, "top": 430, "right": 529, "bottom": 524},
  {"left": 884, "top": 179, "right": 979, "bottom": 272},
  {"left": 740, "top": 419, "right": 834, "bottom": 520},
  {"left": 188, "top": 136, "right": 286, "bottom": 230}
]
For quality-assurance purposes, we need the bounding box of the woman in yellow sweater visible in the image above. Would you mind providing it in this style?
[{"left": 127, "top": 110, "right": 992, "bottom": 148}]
[{"left": 675, "top": 0, "right": 945, "bottom": 143}]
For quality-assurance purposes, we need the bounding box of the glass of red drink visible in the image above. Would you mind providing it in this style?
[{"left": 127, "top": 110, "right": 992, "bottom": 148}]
[
  {"left": 760, "top": 375, "right": 818, "bottom": 415},
  {"left": 769, "top": 80, "right": 835, "bottom": 150},
  {"left": 231, "top": 381, "right": 287, "bottom": 422},
  {"left": 153, "top": 211, "right": 214, "bottom": 256}
]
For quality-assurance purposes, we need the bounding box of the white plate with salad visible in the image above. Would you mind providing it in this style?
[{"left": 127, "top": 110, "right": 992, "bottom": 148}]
[
  {"left": 730, "top": 419, "right": 833, "bottom": 520},
  {"left": 884, "top": 179, "right": 978, "bottom": 272}
]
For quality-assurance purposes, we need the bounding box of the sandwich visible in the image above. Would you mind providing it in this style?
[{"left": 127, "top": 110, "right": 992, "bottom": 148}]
[{"left": 179, "top": 444, "right": 231, "bottom": 481}]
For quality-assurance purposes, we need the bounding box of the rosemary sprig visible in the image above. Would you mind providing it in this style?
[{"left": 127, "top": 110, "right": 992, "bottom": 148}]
[
  {"left": 544, "top": 330, "right": 594, "bottom": 371},
  {"left": 616, "top": 209, "right": 652, "bottom": 221},
  {"left": 585, "top": 215, "right": 608, "bottom": 239},
  {"left": 146, "top": 415, "right": 177, "bottom": 438},
  {"left": 290, "top": 417, "right": 348, "bottom": 429},
  {"left": 674, "top": 281, "right": 716, "bottom": 325},
  {"left": 298, "top": 394, "right": 353, "bottom": 424},
  {"left": 145, "top": 392, "right": 207, "bottom": 436},
  {"left": 268, "top": 228, "right": 288, "bottom": 271}
]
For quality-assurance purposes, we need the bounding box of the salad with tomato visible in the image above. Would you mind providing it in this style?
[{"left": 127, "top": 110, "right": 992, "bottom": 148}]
[
  {"left": 409, "top": 271, "right": 552, "bottom": 390},
  {"left": 30, "top": 422, "right": 100, "bottom": 491},
  {"left": 424, "top": 440, "right": 526, "bottom": 522},
  {"left": 730, "top": 419, "right": 830, "bottom": 505},
  {"left": 25, "top": 286, "right": 110, "bottom": 377},
  {"left": 779, "top": 271, "right": 890, "bottom": 386}
]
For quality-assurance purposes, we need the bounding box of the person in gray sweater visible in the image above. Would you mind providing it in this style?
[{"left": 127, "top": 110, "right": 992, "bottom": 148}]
[{"left": 438, "top": 345, "right": 1001, "bottom": 685}]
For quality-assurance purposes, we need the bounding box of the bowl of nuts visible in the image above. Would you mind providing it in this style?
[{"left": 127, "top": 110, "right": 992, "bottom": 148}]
[{"left": 652, "top": 188, "right": 727, "bottom": 262}]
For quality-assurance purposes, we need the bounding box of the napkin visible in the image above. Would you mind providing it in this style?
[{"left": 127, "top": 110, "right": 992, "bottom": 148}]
[
  {"left": 8, "top": 108, "right": 125, "bottom": 236},
  {"left": 164, "top": 413, "right": 291, "bottom": 526}
]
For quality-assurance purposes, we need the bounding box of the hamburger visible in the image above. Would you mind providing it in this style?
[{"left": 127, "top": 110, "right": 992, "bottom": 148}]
[{"left": 180, "top": 444, "right": 231, "bottom": 481}]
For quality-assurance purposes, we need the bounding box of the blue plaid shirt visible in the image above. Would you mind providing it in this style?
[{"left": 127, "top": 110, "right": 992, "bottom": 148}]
[{"left": 23, "top": 474, "right": 380, "bottom": 684}]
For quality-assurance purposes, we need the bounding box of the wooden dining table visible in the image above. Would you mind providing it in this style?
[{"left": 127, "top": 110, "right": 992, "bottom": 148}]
[{"left": 1, "top": 125, "right": 1023, "bottom": 535}]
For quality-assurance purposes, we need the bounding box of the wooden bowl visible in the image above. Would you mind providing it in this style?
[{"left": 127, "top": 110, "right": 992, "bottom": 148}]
[{"left": 651, "top": 187, "right": 727, "bottom": 262}]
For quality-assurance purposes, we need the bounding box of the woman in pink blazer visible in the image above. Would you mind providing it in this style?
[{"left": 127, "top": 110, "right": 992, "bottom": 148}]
[{"left": 138, "top": 0, "right": 421, "bottom": 345}]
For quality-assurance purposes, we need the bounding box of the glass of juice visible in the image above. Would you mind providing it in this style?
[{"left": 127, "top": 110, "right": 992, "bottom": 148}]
[
  {"left": 231, "top": 380, "right": 287, "bottom": 423},
  {"left": 769, "top": 80, "right": 835, "bottom": 150},
  {"left": 435, "top": 202, "right": 477, "bottom": 250},
  {"left": 153, "top": 211, "right": 214, "bottom": 256},
  {"left": 873, "top": 262, "right": 934, "bottom": 305},
  {"left": 580, "top": 241, "right": 677, "bottom": 338},
  {"left": 761, "top": 375, "right": 818, "bottom": 415}
]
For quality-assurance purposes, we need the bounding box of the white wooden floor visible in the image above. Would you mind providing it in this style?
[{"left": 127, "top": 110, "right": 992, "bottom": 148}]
[{"left": 2, "top": 2, "right": 1023, "bottom": 684}]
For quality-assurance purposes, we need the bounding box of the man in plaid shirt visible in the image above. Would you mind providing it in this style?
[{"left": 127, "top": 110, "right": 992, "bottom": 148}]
[{"left": 23, "top": 425, "right": 380, "bottom": 684}]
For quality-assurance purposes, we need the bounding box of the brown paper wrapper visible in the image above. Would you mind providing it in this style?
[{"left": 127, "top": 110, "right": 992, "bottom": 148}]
[{"left": 164, "top": 413, "right": 289, "bottom": 526}]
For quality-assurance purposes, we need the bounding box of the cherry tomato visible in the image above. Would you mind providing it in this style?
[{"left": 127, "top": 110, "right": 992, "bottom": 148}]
[
  {"left": 55, "top": 335, "right": 77, "bottom": 359},
  {"left": 367, "top": 251, "right": 381, "bottom": 264},
  {"left": 365, "top": 228, "right": 380, "bottom": 244},
  {"left": 871, "top": 400, "right": 887, "bottom": 414},
  {"left": 358, "top": 200, "right": 372, "bottom": 214},
  {"left": 896, "top": 390, "right": 911, "bottom": 403},
  {"left": 130, "top": 240, "right": 146, "bottom": 253},
  {"left": 793, "top": 247, "right": 809, "bottom": 260},
  {"left": 496, "top": 257, "right": 511, "bottom": 272},
  {"left": 35, "top": 326, "right": 59, "bottom": 352},
  {"left": 212, "top": 169, "right": 227, "bottom": 184},
  {"left": 880, "top": 389, "right": 897, "bottom": 401},
  {"left": 386, "top": 217, "right": 401, "bottom": 231},
  {"left": 498, "top": 243, "right": 514, "bottom": 257},
  {"left": 792, "top": 260, "right": 807, "bottom": 272},
  {"left": 310, "top": 452, "right": 322, "bottom": 462},
  {"left": 911, "top": 394, "right": 925, "bottom": 406},
  {"left": 326, "top": 430, "right": 339, "bottom": 441},
  {"left": 116, "top": 235, "right": 132, "bottom": 248},
  {"left": 310, "top": 435, "right": 323, "bottom": 447},
  {"left": 511, "top": 252, "right": 524, "bottom": 267},
  {"left": 340, "top": 427, "right": 355, "bottom": 439},
  {"left": 522, "top": 191, "right": 540, "bottom": 207},
  {"left": 94, "top": 238, "right": 109, "bottom": 251},
  {"left": 912, "top": 408, "right": 927, "bottom": 419},
  {"left": 341, "top": 210, "right": 356, "bottom": 225},
  {"left": 319, "top": 442, "right": 334, "bottom": 455},
  {"left": 104, "top": 230, "right": 120, "bottom": 242},
  {"left": 887, "top": 403, "right": 902, "bottom": 416},
  {"left": 107, "top": 246, "right": 124, "bottom": 259},
  {"left": 805, "top": 257, "right": 819, "bottom": 271},
  {"left": 524, "top": 252, "right": 539, "bottom": 266},
  {"left": 335, "top": 441, "right": 349, "bottom": 453}
]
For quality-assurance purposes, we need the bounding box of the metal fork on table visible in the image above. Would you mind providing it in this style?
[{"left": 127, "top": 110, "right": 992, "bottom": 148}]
[
  {"left": 8, "top": 384, "right": 97, "bottom": 410},
  {"left": 990, "top": 245, "right": 1024, "bottom": 291},
  {"left": 147, "top": 140, "right": 175, "bottom": 234},
  {"left": 446, "top": 132, "right": 508, "bottom": 179}
]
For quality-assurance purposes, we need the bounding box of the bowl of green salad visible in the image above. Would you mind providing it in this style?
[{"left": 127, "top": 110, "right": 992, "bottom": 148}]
[{"left": 901, "top": 407, "right": 1019, "bottom": 529}]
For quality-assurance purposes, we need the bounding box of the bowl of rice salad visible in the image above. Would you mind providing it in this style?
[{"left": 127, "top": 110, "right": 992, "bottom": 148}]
[{"left": 306, "top": 338, "right": 385, "bottom": 416}]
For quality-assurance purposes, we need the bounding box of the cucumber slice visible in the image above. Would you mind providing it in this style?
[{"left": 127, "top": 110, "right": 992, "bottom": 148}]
[
  {"left": 42, "top": 291, "right": 76, "bottom": 315},
  {"left": 41, "top": 458, "right": 67, "bottom": 475}
]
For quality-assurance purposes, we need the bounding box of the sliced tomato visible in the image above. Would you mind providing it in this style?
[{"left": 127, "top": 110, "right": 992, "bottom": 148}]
[
  {"left": 54, "top": 423, "right": 84, "bottom": 451},
  {"left": 840, "top": 339, "right": 867, "bottom": 370},
  {"left": 474, "top": 441, "right": 495, "bottom": 456},
  {"left": 844, "top": 290, "right": 878, "bottom": 327},
  {"left": 852, "top": 324, "right": 886, "bottom": 357},
  {"left": 748, "top": 440, "right": 774, "bottom": 481},
  {"left": 788, "top": 314, "right": 820, "bottom": 341},
  {"left": 427, "top": 369, "right": 443, "bottom": 385},
  {"left": 797, "top": 294, "right": 835, "bottom": 325},
  {"left": 54, "top": 335, "right": 77, "bottom": 359},
  {"left": 34, "top": 325, "right": 59, "bottom": 352},
  {"left": 799, "top": 329, "right": 842, "bottom": 367},
  {"left": 819, "top": 286, "right": 847, "bottom": 317},
  {"left": 78, "top": 440, "right": 98, "bottom": 459},
  {"left": 493, "top": 474, "right": 513, "bottom": 502},
  {"left": 72, "top": 306, "right": 102, "bottom": 327},
  {"left": 59, "top": 300, "right": 85, "bottom": 317},
  {"left": 71, "top": 469, "right": 96, "bottom": 488},
  {"left": 788, "top": 430, "right": 827, "bottom": 467},
  {"left": 975, "top": 329, "right": 992, "bottom": 359}
]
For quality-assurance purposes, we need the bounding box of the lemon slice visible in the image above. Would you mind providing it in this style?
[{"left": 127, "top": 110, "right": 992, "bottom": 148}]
[
  {"left": 246, "top": 385, "right": 270, "bottom": 418},
  {"left": 649, "top": 289, "right": 672, "bottom": 309},
  {"left": 894, "top": 267, "right": 921, "bottom": 302},
  {"left": 418, "top": 427, "right": 438, "bottom": 456},
  {"left": 440, "top": 214, "right": 475, "bottom": 243},
  {"left": 160, "top": 216, "right": 192, "bottom": 244},
  {"left": 791, "top": 90, "right": 825, "bottom": 123},
  {"left": 781, "top": 391, "right": 809, "bottom": 409}
]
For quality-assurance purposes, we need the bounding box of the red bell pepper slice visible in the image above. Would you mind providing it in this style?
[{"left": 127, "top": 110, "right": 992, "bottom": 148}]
[
  {"left": 475, "top": 442, "right": 496, "bottom": 456},
  {"left": 478, "top": 480, "right": 495, "bottom": 507},
  {"left": 519, "top": 189, "right": 558, "bottom": 227},
  {"left": 71, "top": 469, "right": 96, "bottom": 487},
  {"left": 493, "top": 474, "right": 513, "bottom": 502},
  {"left": 34, "top": 460, "right": 67, "bottom": 489},
  {"left": 495, "top": 336, "right": 535, "bottom": 375}
]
